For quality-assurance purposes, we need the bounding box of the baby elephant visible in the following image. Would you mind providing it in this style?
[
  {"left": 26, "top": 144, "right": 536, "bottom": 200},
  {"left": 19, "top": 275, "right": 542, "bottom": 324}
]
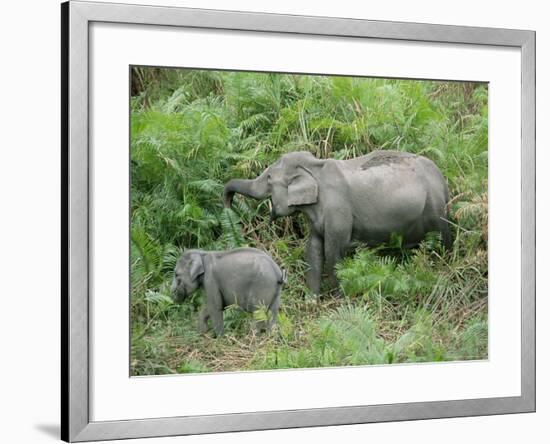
[{"left": 171, "top": 248, "right": 285, "bottom": 336}]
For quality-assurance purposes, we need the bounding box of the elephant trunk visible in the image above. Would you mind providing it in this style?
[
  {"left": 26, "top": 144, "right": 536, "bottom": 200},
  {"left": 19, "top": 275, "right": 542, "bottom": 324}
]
[{"left": 223, "top": 168, "right": 270, "bottom": 208}]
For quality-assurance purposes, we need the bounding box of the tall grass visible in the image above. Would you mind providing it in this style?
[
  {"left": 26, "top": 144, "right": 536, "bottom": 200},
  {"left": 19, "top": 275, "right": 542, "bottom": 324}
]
[{"left": 130, "top": 67, "right": 488, "bottom": 375}]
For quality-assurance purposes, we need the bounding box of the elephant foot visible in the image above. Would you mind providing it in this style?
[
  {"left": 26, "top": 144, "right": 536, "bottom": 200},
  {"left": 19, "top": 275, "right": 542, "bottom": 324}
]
[
  {"left": 304, "top": 292, "right": 321, "bottom": 305},
  {"left": 328, "top": 287, "right": 344, "bottom": 298},
  {"left": 253, "top": 320, "right": 269, "bottom": 335}
]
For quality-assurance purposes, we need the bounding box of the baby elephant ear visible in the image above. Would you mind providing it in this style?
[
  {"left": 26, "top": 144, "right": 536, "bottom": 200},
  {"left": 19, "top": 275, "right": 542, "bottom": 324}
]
[
  {"left": 189, "top": 254, "right": 205, "bottom": 280},
  {"left": 288, "top": 166, "right": 318, "bottom": 206}
]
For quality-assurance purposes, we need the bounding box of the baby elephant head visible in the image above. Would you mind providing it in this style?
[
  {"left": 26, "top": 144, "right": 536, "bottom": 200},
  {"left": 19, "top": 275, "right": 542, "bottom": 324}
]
[{"left": 171, "top": 250, "right": 205, "bottom": 303}]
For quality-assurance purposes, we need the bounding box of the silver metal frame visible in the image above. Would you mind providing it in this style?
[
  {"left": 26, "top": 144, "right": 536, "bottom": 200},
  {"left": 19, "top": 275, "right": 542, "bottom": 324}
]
[{"left": 61, "top": 1, "right": 535, "bottom": 441}]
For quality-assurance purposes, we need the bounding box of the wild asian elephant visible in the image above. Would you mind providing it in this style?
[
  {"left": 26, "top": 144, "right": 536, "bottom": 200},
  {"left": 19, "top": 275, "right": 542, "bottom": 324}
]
[{"left": 223, "top": 150, "right": 450, "bottom": 295}]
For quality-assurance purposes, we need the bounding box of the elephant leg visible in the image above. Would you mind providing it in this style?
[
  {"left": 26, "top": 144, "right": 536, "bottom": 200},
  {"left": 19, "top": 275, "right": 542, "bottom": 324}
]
[
  {"left": 305, "top": 232, "right": 324, "bottom": 295},
  {"left": 440, "top": 218, "right": 452, "bottom": 249},
  {"left": 324, "top": 218, "right": 351, "bottom": 289},
  {"left": 267, "top": 290, "right": 281, "bottom": 331},
  {"left": 197, "top": 308, "right": 210, "bottom": 334},
  {"left": 209, "top": 308, "right": 224, "bottom": 337}
]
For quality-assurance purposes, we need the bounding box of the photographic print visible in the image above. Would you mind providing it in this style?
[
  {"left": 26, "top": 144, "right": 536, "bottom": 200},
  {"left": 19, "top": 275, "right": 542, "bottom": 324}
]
[
  {"left": 62, "top": 4, "right": 534, "bottom": 439},
  {"left": 129, "top": 67, "right": 489, "bottom": 376}
]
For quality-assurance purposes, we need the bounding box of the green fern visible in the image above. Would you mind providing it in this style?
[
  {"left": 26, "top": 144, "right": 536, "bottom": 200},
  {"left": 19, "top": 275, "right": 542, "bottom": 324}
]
[{"left": 218, "top": 208, "right": 246, "bottom": 248}]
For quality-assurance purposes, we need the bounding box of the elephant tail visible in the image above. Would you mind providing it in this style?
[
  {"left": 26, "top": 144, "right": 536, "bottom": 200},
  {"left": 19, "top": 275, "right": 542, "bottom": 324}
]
[{"left": 442, "top": 181, "right": 453, "bottom": 249}]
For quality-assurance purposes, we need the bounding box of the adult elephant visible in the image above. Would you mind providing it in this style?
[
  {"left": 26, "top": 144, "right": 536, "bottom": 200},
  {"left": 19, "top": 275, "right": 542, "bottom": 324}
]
[{"left": 223, "top": 150, "right": 450, "bottom": 294}]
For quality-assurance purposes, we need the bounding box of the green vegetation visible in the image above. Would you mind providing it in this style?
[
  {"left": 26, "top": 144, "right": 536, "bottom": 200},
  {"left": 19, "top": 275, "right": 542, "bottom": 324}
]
[{"left": 130, "top": 67, "right": 488, "bottom": 375}]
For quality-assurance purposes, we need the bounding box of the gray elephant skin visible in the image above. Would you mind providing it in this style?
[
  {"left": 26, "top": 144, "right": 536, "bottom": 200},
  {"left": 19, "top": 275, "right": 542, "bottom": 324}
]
[
  {"left": 171, "top": 248, "right": 284, "bottom": 336},
  {"left": 223, "top": 150, "right": 450, "bottom": 294}
]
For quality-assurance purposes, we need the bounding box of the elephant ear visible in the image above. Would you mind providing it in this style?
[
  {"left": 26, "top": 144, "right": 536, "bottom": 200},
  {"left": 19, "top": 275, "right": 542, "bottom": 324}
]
[
  {"left": 189, "top": 253, "right": 205, "bottom": 281},
  {"left": 287, "top": 166, "right": 318, "bottom": 206}
]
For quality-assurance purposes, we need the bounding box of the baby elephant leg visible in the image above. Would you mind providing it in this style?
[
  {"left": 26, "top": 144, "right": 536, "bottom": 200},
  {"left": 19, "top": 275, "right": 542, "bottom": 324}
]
[{"left": 203, "top": 276, "right": 224, "bottom": 336}]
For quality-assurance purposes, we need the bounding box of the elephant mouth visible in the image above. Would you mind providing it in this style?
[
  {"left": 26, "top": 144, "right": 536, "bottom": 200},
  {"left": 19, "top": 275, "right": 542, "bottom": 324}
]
[{"left": 172, "top": 288, "right": 187, "bottom": 303}]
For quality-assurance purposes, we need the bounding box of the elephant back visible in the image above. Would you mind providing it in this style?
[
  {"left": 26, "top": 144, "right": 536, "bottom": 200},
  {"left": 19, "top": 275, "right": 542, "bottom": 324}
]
[{"left": 360, "top": 150, "right": 418, "bottom": 171}]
